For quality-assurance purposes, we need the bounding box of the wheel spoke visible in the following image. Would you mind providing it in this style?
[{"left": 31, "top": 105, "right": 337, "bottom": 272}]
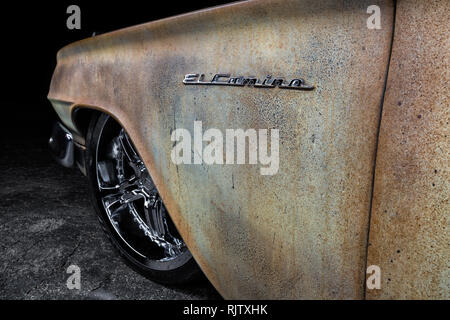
[
  {"left": 144, "top": 198, "right": 165, "bottom": 238},
  {"left": 119, "top": 130, "right": 140, "bottom": 166},
  {"left": 143, "top": 200, "right": 155, "bottom": 234},
  {"left": 154, "top": 200, "right": 167, "bottom": 237},
  {"left": 98, "top": 176, "right": 139, "bottom": 196},
  {"left": 129, "top": 203, "right": 162, "bottom": 242},
  {"left": 103, "top": 193, "right": 127, "bottom": 222}
]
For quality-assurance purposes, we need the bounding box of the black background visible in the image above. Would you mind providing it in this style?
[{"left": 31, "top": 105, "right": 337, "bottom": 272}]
[{"left": 2, "top": 1, "right": 238, "bottom": 142}]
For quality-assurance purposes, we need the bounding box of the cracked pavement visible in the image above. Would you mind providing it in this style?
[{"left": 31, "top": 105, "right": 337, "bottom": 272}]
[{"left": 0, "top": 137, "right": 221, "bottom": 300}]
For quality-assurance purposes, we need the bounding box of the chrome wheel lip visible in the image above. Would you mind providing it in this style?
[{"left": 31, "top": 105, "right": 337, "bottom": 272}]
[{"left": 94, "top": 122, "right": 190, "bottom": 266}]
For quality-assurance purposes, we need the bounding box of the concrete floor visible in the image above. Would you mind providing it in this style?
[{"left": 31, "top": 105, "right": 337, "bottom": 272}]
[{"left": 0, "top": 138, "right": 221, "bottom": 300}]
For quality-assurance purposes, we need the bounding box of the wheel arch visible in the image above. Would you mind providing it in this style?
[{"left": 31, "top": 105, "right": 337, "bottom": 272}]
[{"left": 49, "top": 99, "right": 208, "bottom": 283}]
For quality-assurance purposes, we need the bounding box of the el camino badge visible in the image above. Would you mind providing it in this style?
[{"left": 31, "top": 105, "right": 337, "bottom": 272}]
[{"left": 183, "top": 73, "right": 314, "bottom": 91}]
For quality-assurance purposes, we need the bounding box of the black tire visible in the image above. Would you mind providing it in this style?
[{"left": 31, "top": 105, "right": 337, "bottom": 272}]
[{"left": 85, "top": 113, "right": 200, "bottom": 284}]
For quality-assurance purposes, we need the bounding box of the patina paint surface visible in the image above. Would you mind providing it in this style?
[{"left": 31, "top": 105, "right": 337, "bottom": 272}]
[
  {"left": 48, "top": 0, "right": 394, "bottom": 299},
  {"left": 367, "top": 0, "right": 449, "bottom": 300}
]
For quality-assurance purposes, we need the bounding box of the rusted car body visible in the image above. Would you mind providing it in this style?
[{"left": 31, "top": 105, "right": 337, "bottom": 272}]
[{"left": 48, "top": 0, "right": 448, "bottom": 299}]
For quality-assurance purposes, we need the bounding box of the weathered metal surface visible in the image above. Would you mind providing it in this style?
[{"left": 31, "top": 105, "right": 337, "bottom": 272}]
[
  {"left": 367, "top": 0, "right": 449, "bottom": 300},
  {"left": 48, "top": 0, "right": 394, "bottom": 299}
]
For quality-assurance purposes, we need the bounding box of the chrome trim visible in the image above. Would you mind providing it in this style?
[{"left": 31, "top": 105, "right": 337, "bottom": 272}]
[{"left": 183, "top": 73, "right": 315, "bottom": 90}]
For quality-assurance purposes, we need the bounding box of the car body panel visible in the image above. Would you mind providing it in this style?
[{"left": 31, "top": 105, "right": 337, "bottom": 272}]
[
  {"left": 46, "top": 0, "right": 445, "bottom": 299},
  {"left": 366, "top": 0, "right": 449, "bottom": 300}
]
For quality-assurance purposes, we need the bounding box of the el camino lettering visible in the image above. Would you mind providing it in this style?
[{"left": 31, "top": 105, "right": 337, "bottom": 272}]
[{"left": 183, "top": 73, "right": 314, "bottom": 90}]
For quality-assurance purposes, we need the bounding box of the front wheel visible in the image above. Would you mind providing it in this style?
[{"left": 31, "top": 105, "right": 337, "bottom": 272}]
[{"left": 85, "top": 113, "right": 200, "bottom": 284}]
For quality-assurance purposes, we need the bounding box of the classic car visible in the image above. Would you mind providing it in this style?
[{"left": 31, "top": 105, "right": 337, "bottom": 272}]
[{"left": 47, "top": 0, "right": 448, "bottom": 299}]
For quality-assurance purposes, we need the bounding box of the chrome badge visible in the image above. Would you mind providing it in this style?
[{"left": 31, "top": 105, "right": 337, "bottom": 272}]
[{"left": 183, "top": 73, "right": 314, "bottom": 91}]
